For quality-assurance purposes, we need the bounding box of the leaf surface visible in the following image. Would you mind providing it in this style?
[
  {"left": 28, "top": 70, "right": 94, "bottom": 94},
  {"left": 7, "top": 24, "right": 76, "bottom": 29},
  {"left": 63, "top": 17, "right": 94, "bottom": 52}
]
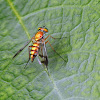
[{"left": 0, "top": 0, "right": 100, "bottom": 100}]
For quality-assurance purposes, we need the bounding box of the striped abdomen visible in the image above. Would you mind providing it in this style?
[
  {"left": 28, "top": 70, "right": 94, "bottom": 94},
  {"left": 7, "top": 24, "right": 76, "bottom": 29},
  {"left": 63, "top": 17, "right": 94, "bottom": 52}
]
[{"left": 30, "top": 43, "right": 39, "bottom": 62}]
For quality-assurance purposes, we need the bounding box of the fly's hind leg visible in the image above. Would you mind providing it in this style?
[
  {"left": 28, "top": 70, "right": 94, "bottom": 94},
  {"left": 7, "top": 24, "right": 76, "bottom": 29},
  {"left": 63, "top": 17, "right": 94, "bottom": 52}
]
[
  {"left": 45, "top": 40, "right": 67, "bottom": 63},
  {"left": 24, "top": 46, "right": 31, "bottom": 69}
]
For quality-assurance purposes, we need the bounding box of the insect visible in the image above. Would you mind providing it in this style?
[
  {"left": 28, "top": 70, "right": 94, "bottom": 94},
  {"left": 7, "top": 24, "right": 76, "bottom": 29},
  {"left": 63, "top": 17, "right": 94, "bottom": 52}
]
[{"left": 13, "top": 26, "right": 67, "bottom": 69}]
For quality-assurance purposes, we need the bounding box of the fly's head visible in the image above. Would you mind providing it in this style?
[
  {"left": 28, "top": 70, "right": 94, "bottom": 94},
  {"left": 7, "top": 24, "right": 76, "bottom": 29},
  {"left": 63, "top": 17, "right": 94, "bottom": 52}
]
[
  {"left": 38, "top": 26, "right": 48, "bottom": 33},
  {"left": 35, "top": 26, "right": 48, "bottom": 41}
]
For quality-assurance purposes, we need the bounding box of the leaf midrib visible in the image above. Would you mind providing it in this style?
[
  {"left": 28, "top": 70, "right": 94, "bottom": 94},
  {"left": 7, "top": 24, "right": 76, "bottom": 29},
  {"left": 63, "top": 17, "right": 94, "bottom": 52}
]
[
  {"left": 7, "top": 0, "right": 31, "bottom": 39},
  {"left": 5, "top": 0, "right": 65, "bottom": 99}
]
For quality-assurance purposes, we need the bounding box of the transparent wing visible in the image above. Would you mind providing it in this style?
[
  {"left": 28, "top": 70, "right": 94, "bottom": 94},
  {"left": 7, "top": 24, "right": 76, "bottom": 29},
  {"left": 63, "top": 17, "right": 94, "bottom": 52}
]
[
  {"left": 38, "top": 42, "right": 48, "bottom": 69},
  {"left": 13, "top": 37, "right": 34, "bottom": 58}
]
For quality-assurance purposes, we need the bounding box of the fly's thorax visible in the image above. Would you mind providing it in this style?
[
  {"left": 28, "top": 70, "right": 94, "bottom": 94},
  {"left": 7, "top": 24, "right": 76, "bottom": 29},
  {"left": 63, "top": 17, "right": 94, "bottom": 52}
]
[{"left": 35, "top": 31, "right": 44, "bottom": 41}]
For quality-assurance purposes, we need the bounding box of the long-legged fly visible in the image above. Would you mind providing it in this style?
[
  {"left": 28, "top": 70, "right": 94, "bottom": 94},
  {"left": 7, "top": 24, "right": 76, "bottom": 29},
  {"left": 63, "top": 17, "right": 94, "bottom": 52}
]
[{"left": 12, "top": 26, "right": 67, "bottom": 69}]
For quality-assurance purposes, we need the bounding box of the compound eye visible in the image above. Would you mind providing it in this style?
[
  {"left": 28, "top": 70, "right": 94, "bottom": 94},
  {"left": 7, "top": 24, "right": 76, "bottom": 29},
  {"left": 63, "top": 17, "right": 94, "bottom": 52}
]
[
  {"left": 43, "top": 28, "right": 48, "bottom": 32},
  {"left": 38, "top": 27, "right": 42, "bottom": 31},
  {"left": 38, "top": 28, "right": 40, "bottom": 31}
]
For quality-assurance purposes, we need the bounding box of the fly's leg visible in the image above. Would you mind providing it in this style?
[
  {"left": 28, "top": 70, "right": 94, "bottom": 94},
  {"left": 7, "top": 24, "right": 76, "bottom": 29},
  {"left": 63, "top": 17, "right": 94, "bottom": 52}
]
[
  {"left": 45, "top": 35, "right": 55, "bottom": 40},
  {"left": 12, "top": 36, "right": 34, "bottom": 58},
  {"left": 37, "top": 56, "right": 42, "bottom": 65},
  {"left": 45, "top": 35, "right": 68, "bottom": 41},
  {"left": 24, "top": 46, "right": 31, "bottom": 69},
  {"left": 45, "top": 40, "right": 67, "bottom": 63}
]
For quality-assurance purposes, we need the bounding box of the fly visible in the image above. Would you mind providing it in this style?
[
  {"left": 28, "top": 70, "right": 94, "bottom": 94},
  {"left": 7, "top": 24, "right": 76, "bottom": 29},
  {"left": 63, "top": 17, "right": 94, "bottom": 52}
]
[{"left": 12, "top": 26, "right": 67, "bottom": 69}]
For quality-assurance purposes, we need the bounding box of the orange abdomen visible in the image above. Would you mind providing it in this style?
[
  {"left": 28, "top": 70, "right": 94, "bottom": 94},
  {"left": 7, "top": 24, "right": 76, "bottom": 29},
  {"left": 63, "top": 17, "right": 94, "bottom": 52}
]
[{"left": 30, "top": 43, "right": 39, "bottom": 62}]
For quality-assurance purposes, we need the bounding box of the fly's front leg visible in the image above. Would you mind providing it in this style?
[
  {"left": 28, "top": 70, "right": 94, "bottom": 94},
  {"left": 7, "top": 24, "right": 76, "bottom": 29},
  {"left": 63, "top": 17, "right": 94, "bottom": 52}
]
[
  {"left": 45, "top": 35, "right": 68, "bottom": 41},
  {"left": 45, "top": 35, "right": 55, "bottom": 41}
]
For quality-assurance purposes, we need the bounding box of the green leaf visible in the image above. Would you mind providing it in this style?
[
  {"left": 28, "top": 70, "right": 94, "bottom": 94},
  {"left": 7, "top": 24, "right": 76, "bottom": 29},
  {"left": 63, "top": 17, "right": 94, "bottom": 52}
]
[{"left": 0, "top": 0, "right": 100, "bottom": 100}]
